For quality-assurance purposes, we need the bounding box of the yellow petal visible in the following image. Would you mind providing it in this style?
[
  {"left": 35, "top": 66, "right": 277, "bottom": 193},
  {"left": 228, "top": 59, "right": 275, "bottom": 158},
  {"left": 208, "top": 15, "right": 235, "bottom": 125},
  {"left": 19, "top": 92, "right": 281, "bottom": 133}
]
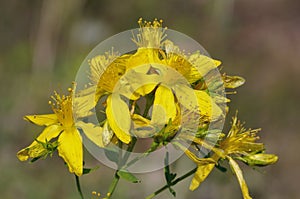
[
  {"left": 106, "top": 94, "right": 132, "bottom": 144},
  {"left": 24, "top": 114, "right": 58, "bottom": 126},
  {"left": 172, "top": 84, "right": 199, "bottom": 111},
  {"left": 134, "top": 83, "right": 157, "bottom": 97},
  {"left": 115, "top": 68, "right": 159, "bottom": 100},
  {"left": 187, "top": 53, "right": 218, "bottom": 80},
  {"left": 195, "top": 90, "right": 222, "bottom": 120},
  {"left": 17, "top": 143, "right": 47, "bottom": 161},
  {"left": 74, "top": 86, "right": 98, "bottom": 118},
  {"left": 151, "top": 85, "right": 177, "bottom": 126},
  {"left": 189, "top": 163, "right": 215, "bottom": 191},
  {"left": 227, "top": 156, "right": 252, "bottom": 199},
  {"left": 17, "top": 124, "right": 62, "bottom": 161},
  {"left": 77, "top": 121, "right": 104, "bottom": 148},
  {"left": 132, "top": 114, "right": 155, "bottom": 138},
  {"left": 214, "top": 59, "right": 222, "bottom": 67},
  {"left": 126, "top": 48, "right": 162, "bottom": 70},
  {"left": 132, "top": 114, "right": 150, "bottom": 126},
  {"left": 58, "top": 128, "right": 83, "bottom": 176}
]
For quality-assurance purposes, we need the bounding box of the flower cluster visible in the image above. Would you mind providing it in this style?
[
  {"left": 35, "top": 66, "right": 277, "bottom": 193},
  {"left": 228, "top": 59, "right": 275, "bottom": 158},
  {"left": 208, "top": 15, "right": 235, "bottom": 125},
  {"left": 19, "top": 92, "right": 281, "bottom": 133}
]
[{"left": 17, "top": 18, "right": 278, "bottom": 199}]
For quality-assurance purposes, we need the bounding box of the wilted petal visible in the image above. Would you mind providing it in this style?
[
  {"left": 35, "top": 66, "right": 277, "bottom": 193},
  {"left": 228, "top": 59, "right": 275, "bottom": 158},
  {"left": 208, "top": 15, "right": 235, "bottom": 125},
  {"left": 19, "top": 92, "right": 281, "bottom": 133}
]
[{"left": 228, "top": 156, "right": 252, "bottom": 199}]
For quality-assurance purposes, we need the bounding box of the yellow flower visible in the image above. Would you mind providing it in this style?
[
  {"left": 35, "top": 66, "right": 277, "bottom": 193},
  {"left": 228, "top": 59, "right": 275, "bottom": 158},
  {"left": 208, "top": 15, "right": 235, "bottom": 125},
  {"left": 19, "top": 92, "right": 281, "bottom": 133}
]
[
  {"left": 220, "top": 114, "right": 264, "bottom": 155},
  {"left": 17, "top": 88, "right": 104, "bottom": 176},
  {"left": 83, "top": 51, "right": 133, "bottom": 144},
  {"left": 179, "top": 114, "right": 278, "bottom": 199},
  {"left": 80, "top": 18, "right": 224, "bottom": 145}
]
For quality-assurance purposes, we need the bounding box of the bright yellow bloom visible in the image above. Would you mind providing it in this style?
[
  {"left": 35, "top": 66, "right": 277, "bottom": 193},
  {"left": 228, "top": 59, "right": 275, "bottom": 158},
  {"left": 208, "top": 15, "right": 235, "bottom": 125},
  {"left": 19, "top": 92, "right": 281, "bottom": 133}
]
[
  {"left": 180, "top": 114, "right": 278, "bottom": 199},
  {"left": 80, "top": 18, "right": 224, "bottom": 145},
  {"left": 17, "top": 88, "right": 104, "bottom": 176}
]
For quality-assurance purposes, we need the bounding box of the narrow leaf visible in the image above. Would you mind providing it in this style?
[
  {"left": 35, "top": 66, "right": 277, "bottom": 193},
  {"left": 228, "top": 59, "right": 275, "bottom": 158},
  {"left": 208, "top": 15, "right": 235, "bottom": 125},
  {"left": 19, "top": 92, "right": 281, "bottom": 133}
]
[{"left": 117, "top": 170, "right": 140, "bottom": 183}]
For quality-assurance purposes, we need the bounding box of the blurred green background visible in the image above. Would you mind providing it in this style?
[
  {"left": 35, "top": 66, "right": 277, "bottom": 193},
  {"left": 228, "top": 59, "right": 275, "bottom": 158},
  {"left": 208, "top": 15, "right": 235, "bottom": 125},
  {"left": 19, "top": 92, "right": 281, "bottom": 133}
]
[{"left": 1, "top": 0, "right": 299, "bottom": 198}]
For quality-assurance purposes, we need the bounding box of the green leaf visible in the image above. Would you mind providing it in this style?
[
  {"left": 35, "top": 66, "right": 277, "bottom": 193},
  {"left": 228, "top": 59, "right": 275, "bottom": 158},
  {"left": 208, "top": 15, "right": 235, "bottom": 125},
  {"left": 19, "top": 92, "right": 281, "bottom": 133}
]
[
  {"left": 164, "top": 151, "right": 177, "bottom": 197},
  {"left": 117, "top": 170, "right": 140, "bottom": 183},
  {"left": 83, "top": 166, "right": 100, "bottom": 175}
]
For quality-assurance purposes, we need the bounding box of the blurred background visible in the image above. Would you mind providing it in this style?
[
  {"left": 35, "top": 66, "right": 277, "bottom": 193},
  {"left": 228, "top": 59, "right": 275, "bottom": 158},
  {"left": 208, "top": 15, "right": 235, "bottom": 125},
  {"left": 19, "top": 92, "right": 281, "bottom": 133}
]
[{"left": 0, "top": 0, "right": 299, "bottom": 198}]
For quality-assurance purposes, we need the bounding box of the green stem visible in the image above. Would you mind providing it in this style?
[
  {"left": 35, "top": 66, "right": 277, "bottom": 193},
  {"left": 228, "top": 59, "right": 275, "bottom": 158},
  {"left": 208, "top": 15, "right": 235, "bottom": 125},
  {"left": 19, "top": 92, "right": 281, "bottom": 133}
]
[
  {"left": 122, "top": 137, "right": 137, "bottom": 165},
  {"left": 106, "top": 138, "right": 138, "bottom": 198},
  {"left": 106, "top": 95, "right": 154, "bottom": 198},
  {"left": 145, "top": 167, "right": 198, "bottom": 199},
  {"left": 123, "top": 142, "right": 159, "bottom": 170},
  {"left": 106, "top": 173, "right": 120, "bottom": 198},
  {"left": 75, "top": 175, "right": 84, "bottom": 199}
]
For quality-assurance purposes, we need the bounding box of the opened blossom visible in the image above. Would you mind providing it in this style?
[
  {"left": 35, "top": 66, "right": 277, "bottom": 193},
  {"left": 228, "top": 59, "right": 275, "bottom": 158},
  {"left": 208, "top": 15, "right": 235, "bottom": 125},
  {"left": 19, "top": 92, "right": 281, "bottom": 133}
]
[{"left": 17, "top": 88, "right": 104, "bottom": 176}]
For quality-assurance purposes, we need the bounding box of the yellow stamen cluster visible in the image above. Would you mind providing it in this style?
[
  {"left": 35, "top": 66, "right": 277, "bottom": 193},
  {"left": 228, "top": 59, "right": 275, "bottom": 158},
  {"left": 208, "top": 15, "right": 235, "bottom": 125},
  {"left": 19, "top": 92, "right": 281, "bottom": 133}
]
[
  {"left": 220, "top": 116, "right": 263, "bottom": 155},
  {"left": 88, "top": 50, "right": 126, "bottom": 93},
  {"left": 49, "top": 89, "right": 74, "bottom": 128},
  {"left": 132, "top": 18, "right": 167, "bottom": 48},
  {"left": 88, "top": 49, "right": 119, "bottom": 86}
]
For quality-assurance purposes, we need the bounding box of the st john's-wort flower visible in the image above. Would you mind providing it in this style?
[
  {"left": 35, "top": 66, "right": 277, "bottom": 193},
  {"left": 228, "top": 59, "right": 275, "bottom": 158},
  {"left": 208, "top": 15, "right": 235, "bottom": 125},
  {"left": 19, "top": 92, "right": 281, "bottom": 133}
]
[
  {"left": 17, "top": 87, "right": 104, "bottom": 176},
  {"left": 181, "top": 113, "right": 278, "bottom": 199},
  {"left": 17, "top": 17, "right": 278, "bottom": 199}
]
